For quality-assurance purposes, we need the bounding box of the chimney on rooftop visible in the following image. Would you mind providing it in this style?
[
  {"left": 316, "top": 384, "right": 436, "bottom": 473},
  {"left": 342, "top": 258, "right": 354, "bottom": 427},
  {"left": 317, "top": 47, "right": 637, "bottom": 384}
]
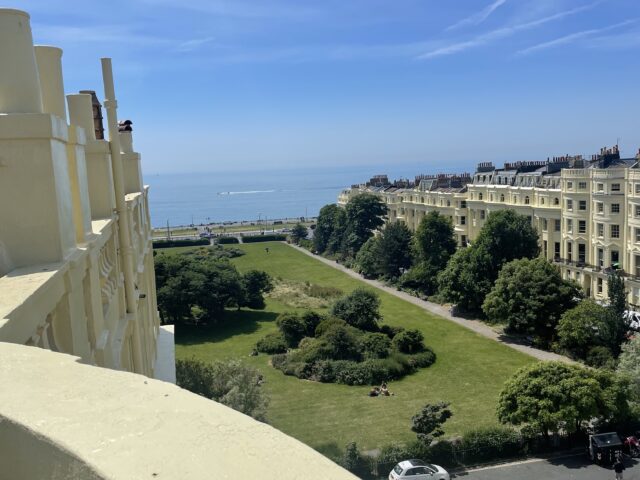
[{"left": 79, "top": 90, "right": 104, "bottom": 140}]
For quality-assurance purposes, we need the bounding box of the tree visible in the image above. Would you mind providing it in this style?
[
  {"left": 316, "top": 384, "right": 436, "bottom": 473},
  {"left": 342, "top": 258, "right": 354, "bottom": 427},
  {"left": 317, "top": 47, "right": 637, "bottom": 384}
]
[
  {"left": 437, "top": 247, "right": 493, "bottom": 312},
  {"left": 607, "top": 272, "right": 629, "bottom": 355},
  {"left": 556, "top": 300, "right": 613, "bottom": 359},
  {"left": 618, "top": 335, "right": 640, "bottom": 408},
  {"left": 354, "top": 236, "right": 382, "bottom": 278},
  {"left": 377, "top": 221, "right": 413, "bottom": 279},
  {"left": 497, "top": 362, "right": 630, "bottom": 436},
  {"left": 330, "top": 288, "right": 382, "bottom": 331},
  {"left": 290, "top": 223, "right": 308, "bottom": 245},
  {"left": 411, "top": 402, "right": 453, "bottom": 446},
  {"left": 240, "top": 270, "right": 273, "bottom": 309},
  {"left": 327, "top": 207, "right": 348, "bottom": 255},
  {"left": 438, "top": 210, "right": 539, "bottom": 314},
  {"left": 343, "top": 194, "right": 387, "bottom": 257},
  {"left": 414, "top": 211, "right": 457, "bottom": 268},
  {"left": 482, "top": 257, "right": 581, "bottom": 342},
  {"left": 393, "top": 329, "right": 425, "bottom": 354},
  {"left": 176, "top": 358, "right": 270, "bottom": 421},
  {"left": 405, "top": 212, "right": 457, "bottom": 294},
  {"left": 314, "top": 204, "right": 342, "bottom": 253},
  {"left": 319, "top": 324, "right": 361, "bottom": 360}
]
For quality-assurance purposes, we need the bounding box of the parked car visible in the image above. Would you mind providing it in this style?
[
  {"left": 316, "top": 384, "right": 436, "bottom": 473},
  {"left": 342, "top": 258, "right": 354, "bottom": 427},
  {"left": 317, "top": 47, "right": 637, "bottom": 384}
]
[
  {"left": 389, "top": 459, "right": 450, "bottom": 480},
  {"left": 589, "top": 432, "right": 623, "bottom": 465}
]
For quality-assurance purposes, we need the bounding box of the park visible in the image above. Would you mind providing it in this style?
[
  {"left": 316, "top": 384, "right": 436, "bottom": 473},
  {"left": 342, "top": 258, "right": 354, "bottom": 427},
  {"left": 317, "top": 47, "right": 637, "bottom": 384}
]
[{"left": 171, "top": 241, "right": 535, "bottom": 456}]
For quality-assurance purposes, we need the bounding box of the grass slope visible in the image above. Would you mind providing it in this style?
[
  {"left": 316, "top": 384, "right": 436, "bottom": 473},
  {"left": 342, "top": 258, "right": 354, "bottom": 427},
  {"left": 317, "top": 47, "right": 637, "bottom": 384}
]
[{"left": 174, "top": 242, "right": 534, "bottom": 454}]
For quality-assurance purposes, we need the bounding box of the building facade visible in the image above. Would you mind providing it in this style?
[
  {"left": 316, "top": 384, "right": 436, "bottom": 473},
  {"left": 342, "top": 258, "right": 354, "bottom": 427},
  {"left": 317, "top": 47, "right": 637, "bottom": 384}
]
[
  {"left": 339, "top": 147, "right": 640, "bottom": 307},
  {"left": 0, "top": 8, "right": 159, "bottom": 376}
]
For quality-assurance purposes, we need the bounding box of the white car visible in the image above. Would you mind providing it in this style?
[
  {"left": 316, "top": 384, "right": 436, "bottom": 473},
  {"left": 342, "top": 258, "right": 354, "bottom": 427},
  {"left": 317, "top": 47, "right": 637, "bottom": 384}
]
[{"left": 389, "top": 459, "right": 450, "bottom": 480}]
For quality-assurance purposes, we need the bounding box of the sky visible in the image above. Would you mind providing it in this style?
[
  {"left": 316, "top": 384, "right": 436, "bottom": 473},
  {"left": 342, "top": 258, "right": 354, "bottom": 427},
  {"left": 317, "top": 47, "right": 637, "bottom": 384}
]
[{"left": 14, "top": 0, "right": 640, "bottom": 175}]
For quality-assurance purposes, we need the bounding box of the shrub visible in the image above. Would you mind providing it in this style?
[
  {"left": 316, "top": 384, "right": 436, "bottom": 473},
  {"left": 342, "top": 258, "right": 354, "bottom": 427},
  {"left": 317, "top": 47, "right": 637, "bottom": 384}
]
[
  {"left": 406, "top": 349, "right": 436, "bottom": 369},
  {"left": 458, "top": 426, "right": 522, "bottom": 464},
  {"left": 306, "top": 284, "right": 343, "bottom": 299},
  {"left": 586, "top": 346, "right": 616, "bottom": 369},
  {"left": 379, "top": 324, "right": 405, "bottom": 339},
  {"left": 315, "top": 317, "right": 348, "bottom": 337},
  {"left": 175, "top": 358, "right": 269, "bottom": 421},
  {"left": 320, "top": 324, "right": 362, "bottom": 361},
  {"left": 300, "top": 310, "right": 325, "bottom": 336},
  {"left": 330, "top": 287, "right": 382, "bottom": 331},
  {"left": 360, "top": 332, "right": 392, "bottom": 359},
  {"left": 342, "top": 442, "right": 362, "bottom": 472},
  {"left": 256, "top": 332, "right": 288, "bottom": 354},
  {"left": 242, "top": 234, "right": 287, "bottom": 243},
  {"left": 276, "top": 312, "right": 307, "bottom": 347},
  {"left": 216, "top": 236, "right": 239, "bottom": 244},
  {"left": 393, "top": 329, "right": 426, "bottom": 354},
  {"left": 153, "top": 238, "right": 210, "bottom": 249}
]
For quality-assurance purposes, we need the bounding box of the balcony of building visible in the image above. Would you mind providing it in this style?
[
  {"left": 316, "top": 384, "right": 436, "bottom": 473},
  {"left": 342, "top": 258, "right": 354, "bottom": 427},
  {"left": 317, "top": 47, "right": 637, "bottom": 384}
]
[{"left": 0, "top": 343, "right": 356, "bottom": 480}]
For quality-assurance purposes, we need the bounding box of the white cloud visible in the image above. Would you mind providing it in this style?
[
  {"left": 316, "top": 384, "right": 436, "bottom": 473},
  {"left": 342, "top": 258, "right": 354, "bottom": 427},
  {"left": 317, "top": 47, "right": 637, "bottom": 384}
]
[
  {"left": 516, "top": 19, "right": 638, "bottom": 56},
  {"left": 418, "top": 2, "right": 599, "bottom": 59},
  {"left": 173, "top": 37, "right": 216, "bottom": 53},
  {"left": 446, "top": 0, "right": 508, "bottom": 31}
]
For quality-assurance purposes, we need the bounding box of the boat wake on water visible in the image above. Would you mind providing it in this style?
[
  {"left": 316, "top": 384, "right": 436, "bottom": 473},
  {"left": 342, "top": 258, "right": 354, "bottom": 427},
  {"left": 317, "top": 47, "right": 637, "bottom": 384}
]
[{"left": 218, "top": 189, "right": 277, "bottom": 195}]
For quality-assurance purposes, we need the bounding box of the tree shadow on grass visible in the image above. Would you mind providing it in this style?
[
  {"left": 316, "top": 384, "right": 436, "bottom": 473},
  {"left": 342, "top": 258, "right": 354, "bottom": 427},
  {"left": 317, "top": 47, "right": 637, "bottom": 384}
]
[
  {"left": 314, "top": 441, "right": 342, "bottom": 462},
  {"left": 175, "top": 309, "right": 279, "bottom": 346}
]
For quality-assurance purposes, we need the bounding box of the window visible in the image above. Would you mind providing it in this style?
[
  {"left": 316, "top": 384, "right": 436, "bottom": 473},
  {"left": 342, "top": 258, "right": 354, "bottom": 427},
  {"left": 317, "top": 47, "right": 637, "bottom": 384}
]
[
  {"left": 567, "top": 181, "right": 573, "bottom": 189},
  {"left": 513, "top": 196, "right": 518, "bottom": 204},
  {"left": 524, "top": 196, "right": 530, "bottom": 205},
  {"left": 611, "top": 203, "right": 620, "bottom": 213},
  {"left": 612, "top": 183, "right": 621, "bottom": 192},
  {"left": 460, "top": 216, "right": 466, "bottom": 225},
  {"left": 500, "top": 194, "right": 505, "bottom": 202},
  {"left": 596, "top": 202, "right": 604, "bottom": 214},
  {"left": 480, "top": 210, "right": 486, "bottom": 220},
  {"left": 612, "top": 250, "right": 620, "bottom": 264},
  {"left": 567, "top": 219, "right": 573, "bottom": 233},
  {"left": 598, "top": 248, "right": 604, "bottom": 267},
  {"left": 597, "top": 223, "right": 604, "bottom": 237},
  {"left": 636, "top": 205, "right": 640, "bottom": 217},
  {"left": 597, "top": 183, "right": 604, "bottom": 192},
  {"left": 541, "top": 197, "right": 545, "bottom": 205},
  {"left": 566, "top": 199, "right": 573, "bottom": 211},
  {"left": 446, "top": 200, "right": 451, "bottom": 207},
  {"left": 554, "top": 197, "right": 560, "bottom": 206},
  {"left": 611, "top": 224, "right": 620, "bottom": 238},
  {"left": 579, "top": 200, "right": 586, "bottom": 211},
  {"left": 567, "top": 242, "right": 573, "bottom": 261},
  {"left": 636, "top": 228, "right": 640, "bottom": 243},
  {"left": 479, "top": 193, "right": 483, "bottom": 200},
  {"left": 636, "top": 184, "right": 640, "bottom": 194},
  {"left": 597, "top": 278, "right": 603, "bottom": 294},
  {"left": 543, "top": 240, "right": 548, "bottom": 255},
  {"left": 555, "top": 219, "right": 561, "bottom": 232},
  {"left": 578, "top": 243, "right": 586, "bottom": 263},
  {"left": 636, "top": 254, "right": 640, "bottom": 277},
  {"left": 578, "top": 220, "right": 586, "bottom": 234},
  {"left": 554, "top": 242, "right": 561, "bottom": 258},
  {"left": 578, "top": 181, "right": 587, "bottom": 190},
  {"left": 542, "top": 218, "right": 548, "bottom": 231},
  {"left": 461, "top": 235, "right": 467, "bottom": 246}
]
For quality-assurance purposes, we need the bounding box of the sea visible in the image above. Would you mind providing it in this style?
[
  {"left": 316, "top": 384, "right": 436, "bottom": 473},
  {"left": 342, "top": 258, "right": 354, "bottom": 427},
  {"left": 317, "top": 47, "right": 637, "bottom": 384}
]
[{"left": 144, "top": 165, "right": 429, "bottom": 228}]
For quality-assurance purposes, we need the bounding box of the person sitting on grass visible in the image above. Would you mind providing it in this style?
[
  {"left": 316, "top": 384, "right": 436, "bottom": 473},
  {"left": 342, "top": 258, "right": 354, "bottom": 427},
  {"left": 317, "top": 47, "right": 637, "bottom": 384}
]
[{"left": 368, "top": 387, "right": 380, "bottom": 397}]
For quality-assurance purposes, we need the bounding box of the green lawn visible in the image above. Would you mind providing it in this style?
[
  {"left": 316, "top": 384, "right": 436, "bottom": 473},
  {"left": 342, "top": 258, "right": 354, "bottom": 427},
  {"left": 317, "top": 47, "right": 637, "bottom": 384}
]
[{"left": 174, "top": 242, "right": 535, "bottom": 455}]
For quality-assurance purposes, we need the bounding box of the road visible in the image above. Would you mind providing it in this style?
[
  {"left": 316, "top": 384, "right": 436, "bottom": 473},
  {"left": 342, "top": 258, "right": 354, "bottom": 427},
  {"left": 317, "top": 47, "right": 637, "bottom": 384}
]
[{"left": 460, "top": 454, "right": 640, "bottom": 479}]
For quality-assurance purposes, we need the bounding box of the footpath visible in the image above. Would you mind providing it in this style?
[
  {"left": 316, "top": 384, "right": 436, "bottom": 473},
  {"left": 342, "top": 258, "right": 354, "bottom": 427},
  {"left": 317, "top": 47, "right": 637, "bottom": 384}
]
[{"left": 288, "top": 244, "right": 574, "bottom": 364}]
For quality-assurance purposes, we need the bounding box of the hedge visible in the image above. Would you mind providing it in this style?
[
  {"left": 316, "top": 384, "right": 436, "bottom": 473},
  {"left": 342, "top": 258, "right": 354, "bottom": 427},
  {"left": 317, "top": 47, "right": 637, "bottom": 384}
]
[
  {"left": 242, "top": 234, "right": 287, "bottom": 243},
  {"left": 256, "top": 332, "right": 288, "bottom": 354},
  {"left": 153, "top": 238, "right": 210, "bottom": 249},
  {"left": 216, "top": 236, "right": 240, "bottom": 244}
]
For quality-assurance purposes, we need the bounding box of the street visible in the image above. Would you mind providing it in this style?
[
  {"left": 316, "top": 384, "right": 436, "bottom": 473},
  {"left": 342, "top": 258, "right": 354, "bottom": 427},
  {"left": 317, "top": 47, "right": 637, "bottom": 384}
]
[{"left": 460, "top": 454, "right": 640, "bottom": 480}]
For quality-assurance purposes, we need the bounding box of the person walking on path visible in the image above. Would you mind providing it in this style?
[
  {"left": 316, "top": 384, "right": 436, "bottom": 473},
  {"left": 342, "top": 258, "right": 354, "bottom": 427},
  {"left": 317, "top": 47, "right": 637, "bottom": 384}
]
[{"left": 614, "top": 457, "right": 625, "bottom": 479}]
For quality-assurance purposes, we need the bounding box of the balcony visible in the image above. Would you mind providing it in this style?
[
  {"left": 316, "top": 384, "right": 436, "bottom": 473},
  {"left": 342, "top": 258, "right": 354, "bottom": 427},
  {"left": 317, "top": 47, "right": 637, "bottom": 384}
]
[{"left": 0, "top": 343, "right": 356, "bottom": 480}]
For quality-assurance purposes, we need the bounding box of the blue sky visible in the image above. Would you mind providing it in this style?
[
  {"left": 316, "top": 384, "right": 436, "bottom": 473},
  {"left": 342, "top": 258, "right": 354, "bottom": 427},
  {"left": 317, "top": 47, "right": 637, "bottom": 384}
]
[{"left": 16, "top": 0, "right": 640, "bottom": 174}]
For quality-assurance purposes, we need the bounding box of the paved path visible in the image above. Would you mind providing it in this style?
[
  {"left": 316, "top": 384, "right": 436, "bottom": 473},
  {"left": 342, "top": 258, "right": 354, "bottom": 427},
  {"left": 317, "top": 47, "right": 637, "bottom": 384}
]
[
  {"left": 459, "top": 453, "right": 640, "bottom": 479},
  {"left": 288, "top": 244, "right": 574, "bottom": 364}
]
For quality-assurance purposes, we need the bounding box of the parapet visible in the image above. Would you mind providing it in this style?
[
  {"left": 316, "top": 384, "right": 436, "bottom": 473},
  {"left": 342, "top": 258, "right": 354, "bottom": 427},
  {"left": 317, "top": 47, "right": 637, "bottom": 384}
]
[{"left": 0, "top": 343, "right": 357, "bottom": 480}]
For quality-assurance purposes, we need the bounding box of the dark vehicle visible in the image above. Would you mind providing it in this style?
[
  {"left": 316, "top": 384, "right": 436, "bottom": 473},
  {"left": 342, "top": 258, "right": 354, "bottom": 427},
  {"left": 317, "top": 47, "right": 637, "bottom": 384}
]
[{"left": 589, "top": 432, "right": 623, "bottom": 465}]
